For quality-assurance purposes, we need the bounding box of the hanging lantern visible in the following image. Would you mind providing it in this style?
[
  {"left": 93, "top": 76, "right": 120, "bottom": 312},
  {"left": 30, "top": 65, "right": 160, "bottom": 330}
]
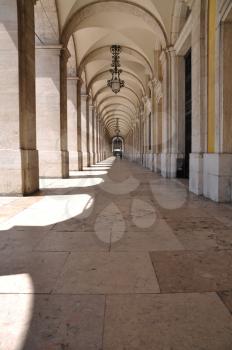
[{"left": 107, "top": 45, "right": 125, "bottom": 94}]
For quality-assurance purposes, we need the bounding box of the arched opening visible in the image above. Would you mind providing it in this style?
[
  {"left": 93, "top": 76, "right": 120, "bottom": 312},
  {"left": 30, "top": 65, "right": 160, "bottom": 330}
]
[{"left": 112, "top": 136, "right": 124, "bottom": 158}]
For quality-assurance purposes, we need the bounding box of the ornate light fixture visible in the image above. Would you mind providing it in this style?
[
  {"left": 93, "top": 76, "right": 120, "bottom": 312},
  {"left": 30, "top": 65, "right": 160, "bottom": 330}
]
[
  {"left": 115, "top": 118, "right": 120, "bottom": 136},
  {"left": 107, "top": 45, "right": 125, "bottom": 94}
]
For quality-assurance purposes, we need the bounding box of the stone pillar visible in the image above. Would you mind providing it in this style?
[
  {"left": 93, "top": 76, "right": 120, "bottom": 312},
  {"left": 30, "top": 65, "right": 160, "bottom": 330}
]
[
  {"left": 160, "top": 50, "right": 171, "bottom": 177},
  {"left": 80, "top": 94, "right": 89, "bottom": 168},
  {"left": 169, "top": 48, "right": 184, "bottom": 177},
  {"left": 95, "top": 113, "right": 99, "bottom": 163},
  {"left": 91, "top": 106, "right": 96, "bottom": 164},
  {"left": 139, "top": 112, "right": 143, "bottom": 164},
  {"left": 76, "top": 82, "right": 83, "bottom": 170},
  {"left": 100, "top": 121, "right": 104, "bottom": 161},
  {"left": 203, "top": 1, "right": 232, "bottom": 202},
  {"left": 67, "top": 78, "right": 78, "bottom": 171},
  {"left": 88, "top": 103, "right": 94, "bottom": 165},
  {"left": 36, "top": 45, "right": 69, "bottom": 178},
  {"left": 189, "top": 0, "right": 207, "bottom": 195},
  {"left": 152, "top": 80, "right": 160, "bottom": 173},
  {"left": 0, "top": 0, "right": 39, "bottom": 194},
  {"left": 60, "top": 48, "right": 70, "bottom": 178}
]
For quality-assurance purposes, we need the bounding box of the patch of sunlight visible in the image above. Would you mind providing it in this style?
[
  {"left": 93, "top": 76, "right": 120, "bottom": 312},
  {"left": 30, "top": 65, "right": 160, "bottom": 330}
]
[
  {"left": 99, "top": 175, "right": 140, "bottom": 195},
  {"left": 87, "top": 167, "right": 111, "bottom": 171},
  {"left": 40, "top": 177, "right": 104, "bottom": 189},
  {"left": 150, "top": 179, "right": 187, "bottom": 209},
  {"left": 0, "top": 274, "right": 34, "bottom": 350},
  {"left": 0, "top": 194, "right": 94, "bottom": 230},
  {"left": 0, "top": 197, "right": 18, "bottom": 207},
  {"left": 69, "top": 170, "right": 108, "bottom": 177}
]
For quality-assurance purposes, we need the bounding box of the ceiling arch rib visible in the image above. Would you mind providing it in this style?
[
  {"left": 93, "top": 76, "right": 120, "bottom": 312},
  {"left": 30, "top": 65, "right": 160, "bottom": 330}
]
[
  {"left": 87, "top": 70, "right": 145, "bottom": 96},
  {"left": 106, "top": 118, "right": 132, "bottom": 130},
  {"left": 58, "top": 0, "right": 171, "bottom": 138},
  {"left": 102, "top": 110, "right": 134, "bottom": 124},
  {"left": 93, "top": 86, "right": 140, "bottom": 105},
  {"left": 105, "top": 117, "right": 133, "bottom": 133},
  {"left": 107, "top": 121, "right": 130, "bottom": 135},
  {"left": 78, "top": 46, "right": 153, "bottom": 77},
  {"left": 104, "top": 113, "right": 134, "bottom": 126},
  {"left": 101, "top": 104, "right": 136, "bottom": 121},
  {"left": 98, "top": 95, "right": 137, "bottom": 117},
  {"left": 103, "top": 113, "right": 135, "bottom": 135},
  {"left": 61, "top": 1, "right": 168, "bottom": 47}
]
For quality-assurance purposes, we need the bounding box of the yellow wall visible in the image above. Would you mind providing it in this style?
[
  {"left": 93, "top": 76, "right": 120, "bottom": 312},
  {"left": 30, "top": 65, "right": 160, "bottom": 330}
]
[{"left": 207, "top": 0, "right": 216, "bottom": 153}]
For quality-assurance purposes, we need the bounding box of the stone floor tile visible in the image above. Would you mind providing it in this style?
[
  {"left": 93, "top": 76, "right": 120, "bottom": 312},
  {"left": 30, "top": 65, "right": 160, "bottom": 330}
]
[
  {"left": 173, "top": 228, "right": 217, "bottom": 250},
  {"left": 54, "top": 252, "right": 159, "bottom": 294},
  {"left": 215, "top": 229, "right": 232, "bottom": 249},
  {"left": 218, "top": 291, "right": 232, "bottom": 314},
  {"left": 111, "top": 220, "right": 184, "bottom": 251},
  {"left": 0, "top": 251, "right": 68, "bottom": 293},
  {"left": 35, "top": 231, "right": 109, "bottom": 252},
  {"left": 150, "top": 250, "right": 232, "bottom": 293},
  {"left": 103, "top": 293, "right": 232, "bottom": 350},
  {"left": 165, "top": 216, "right": 226, "bottom": 231},
  {"left": 0, "top": 294, "right": 105, "bottom": 350},
  {"left": 0, "top": 229, "right": 47, "bottom": 252}
]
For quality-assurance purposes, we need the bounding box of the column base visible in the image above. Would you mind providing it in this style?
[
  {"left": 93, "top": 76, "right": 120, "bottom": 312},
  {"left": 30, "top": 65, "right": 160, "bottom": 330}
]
[
  {"left": 62, "top": 150, "right": 69, "bottom": 178},
  {"left": 82, "top": 152, "right": 88, "bottom": 168},
  {"left": 0, "top": 149, "right": 39, "bottom": 195},
  {"left": 153, "top": 153, "right": 161, "bottom": 174},
  {"left": 161, "top": 153, "right": 171, "bottom": 178},
  {"left": 170, "top": 153, "right": 184, "bottom": 178},
  {"left": 189, "top": 153, "right": 203, "bottom": 195},
  {"left": 86, "top": 151, "right": 91, "bottom": 167},
  {"left": 39, "top": 150, "right": 69, "bottom": 178},
  {"left": 161, "top": 153, "right": 183, "bottom": 178},
  {"left": 146, "top": 153, "right": 153, "bottom": 171},
  {"left": 92, "top": 152, "right": 96, "bottom": 165},
  {"left": 69, "top": 151, "right": 79, "bottom": 171},
  {"left": 203, "top": 153, "right": 232, "bottom": 202},
  {"left": 78, "top": 151, "right": 83, "bottom": 170}
]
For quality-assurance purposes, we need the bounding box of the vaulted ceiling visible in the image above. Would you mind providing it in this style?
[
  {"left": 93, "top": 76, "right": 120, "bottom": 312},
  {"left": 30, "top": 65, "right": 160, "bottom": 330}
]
[{"left": 35, "top": 0, "right": 191, "bottom": 138}]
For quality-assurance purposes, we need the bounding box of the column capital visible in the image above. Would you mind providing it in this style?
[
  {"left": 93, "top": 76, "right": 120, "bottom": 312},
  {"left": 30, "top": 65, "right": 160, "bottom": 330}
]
[
  {"left": 67, "top": 76, "right": 81, "bottom": 81},
  {"left": 81, "top": 94, "right": 90, "bottom": 101},
  {"left": 35, "top": 44, "right": 64, "bottom": 57},
  {"left": 36, "top": 44, "right": 63, "bottom": 50},
  {"left": 166, "top": 45, "right": 176, "bottom": 55},
  {"left": 159, "top": 50, "right": 167, "bottom": 66},
  {"left": 61, "top": 47, "right": 71, "bottom": 62},
  {"left": 89, "top": 104, "right": 96, "bottom": 111}
]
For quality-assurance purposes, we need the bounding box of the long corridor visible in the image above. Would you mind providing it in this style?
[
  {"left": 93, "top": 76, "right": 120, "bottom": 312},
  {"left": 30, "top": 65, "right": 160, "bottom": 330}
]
[{"left": 0, "top": 158, "right": 232, "bottom": 349}]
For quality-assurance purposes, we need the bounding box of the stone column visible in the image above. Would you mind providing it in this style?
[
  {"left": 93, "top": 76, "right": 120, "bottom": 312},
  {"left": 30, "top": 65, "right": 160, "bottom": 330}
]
[
  {"left": 152, "top": 80, "right": 160, "bottom": 173},
  {"left": 60, "top": 48, "right": 70, "bottom": 178},
  {"left": 95, "top": 113, "right": 99, "bottom": 163},
  {"left": 139, "top": 111, "right": 143, "bottom": 164},
  {"left": 100, "top": 121, "right": 104, "bottom": 161},
  {"left": 160, "top": 49, "right": 171, "bottom": 177},
  {"left": 76, "top": 82, "right": 83, "bottom": 170},
  {"left": 36, "top": 45, "right": 69, "bottom": 178},
  {"left": 88, "top": 103, "right": 94, "bottom": 165},
  {"left": 80, "top": 94, "right": 89, "bottom": 168},
  {"left": 0, "top": 0, "right": 39, "bottom": 194},
  {"left": 91, "top": 106, "right": 96, "bottom": 164},
  {"left": 169, "top": 48, "right": 185, "bottom": 178},
  {"left": 204, "top": 1, "right": 232, "bottom": 202},
  {"left": 67, "top": 77, "right": 78, "bottom": 171},
  {"left": 189, "top": 0, "right": 207, "bottom": 195}
]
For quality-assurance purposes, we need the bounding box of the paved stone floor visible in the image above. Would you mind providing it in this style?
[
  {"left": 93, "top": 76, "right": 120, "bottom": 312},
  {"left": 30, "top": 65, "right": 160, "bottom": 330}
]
[{"left": 0, "top": 157, "right": 232, "bottom": 349}]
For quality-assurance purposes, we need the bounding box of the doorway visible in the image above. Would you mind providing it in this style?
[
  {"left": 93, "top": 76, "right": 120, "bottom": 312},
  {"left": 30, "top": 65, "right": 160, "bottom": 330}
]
[{"left": 184, "top": 49, "right": 192, "bottom": 178}]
